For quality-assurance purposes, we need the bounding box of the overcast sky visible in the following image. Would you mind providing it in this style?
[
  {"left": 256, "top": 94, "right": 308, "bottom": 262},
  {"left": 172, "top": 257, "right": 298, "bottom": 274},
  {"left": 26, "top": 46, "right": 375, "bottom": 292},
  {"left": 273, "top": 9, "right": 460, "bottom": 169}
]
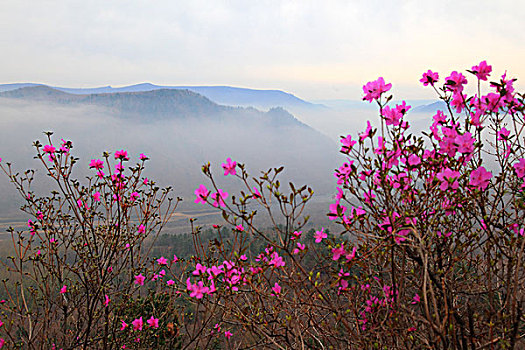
[{"left": 1, "top": 0, "right": 523, "bottom": 100}]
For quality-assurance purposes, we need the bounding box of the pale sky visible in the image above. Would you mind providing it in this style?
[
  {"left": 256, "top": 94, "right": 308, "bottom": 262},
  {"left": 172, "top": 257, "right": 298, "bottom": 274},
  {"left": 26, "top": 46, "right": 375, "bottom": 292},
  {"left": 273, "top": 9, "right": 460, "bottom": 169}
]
[{"left": 1, "top": 0, "right": 524, "bottom": 100}]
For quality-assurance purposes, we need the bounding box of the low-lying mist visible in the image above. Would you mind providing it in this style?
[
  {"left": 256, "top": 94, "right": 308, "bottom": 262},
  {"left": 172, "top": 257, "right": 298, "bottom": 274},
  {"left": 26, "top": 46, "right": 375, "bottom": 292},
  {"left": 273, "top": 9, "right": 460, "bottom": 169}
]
[{"left": 0, "top": 98, "right": 342, "bottom": 227}]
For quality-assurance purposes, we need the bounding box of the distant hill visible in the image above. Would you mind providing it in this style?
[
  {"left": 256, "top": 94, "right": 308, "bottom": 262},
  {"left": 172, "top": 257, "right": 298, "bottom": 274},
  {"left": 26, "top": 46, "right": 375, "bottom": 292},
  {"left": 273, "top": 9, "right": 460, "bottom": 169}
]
[
  {"left": 0, "top": 83, "right": 326, "bottom": 112},
  {"left": 0, "top": 85, "right": 340, "bottom": 219}
]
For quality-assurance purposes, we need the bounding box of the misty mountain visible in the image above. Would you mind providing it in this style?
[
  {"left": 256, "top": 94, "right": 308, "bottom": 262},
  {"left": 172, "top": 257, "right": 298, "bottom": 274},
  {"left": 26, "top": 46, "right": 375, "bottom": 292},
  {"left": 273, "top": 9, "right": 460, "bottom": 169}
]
[
  {"left": 0, "top": 83, "right": 327, "bottom": 112},
  {"left": 0, "top": 86, "right": 341, "bottom": 221}
]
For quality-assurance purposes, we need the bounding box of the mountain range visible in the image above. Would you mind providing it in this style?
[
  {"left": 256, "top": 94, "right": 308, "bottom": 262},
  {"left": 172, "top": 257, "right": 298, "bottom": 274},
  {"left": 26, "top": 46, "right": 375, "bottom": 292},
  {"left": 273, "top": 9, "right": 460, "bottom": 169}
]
[
  {"left": 0, "top": 83, "right": 326, "bottom": 112},
  {"left": 0, "top": 85, "right": 341, "bottom": 220}
]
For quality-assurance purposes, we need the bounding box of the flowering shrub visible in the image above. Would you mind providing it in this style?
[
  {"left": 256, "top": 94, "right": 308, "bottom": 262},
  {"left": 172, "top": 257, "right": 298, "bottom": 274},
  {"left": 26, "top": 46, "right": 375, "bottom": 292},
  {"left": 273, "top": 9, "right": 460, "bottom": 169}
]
[
  {"left": 0, "top": 61, "right": 524, "bottom": 349},
  {"left": 0, "top": 136, "right": 183, "bottom": 349},
  {"left": 189, "top": 61, "right": 525, "bottom": 348}
]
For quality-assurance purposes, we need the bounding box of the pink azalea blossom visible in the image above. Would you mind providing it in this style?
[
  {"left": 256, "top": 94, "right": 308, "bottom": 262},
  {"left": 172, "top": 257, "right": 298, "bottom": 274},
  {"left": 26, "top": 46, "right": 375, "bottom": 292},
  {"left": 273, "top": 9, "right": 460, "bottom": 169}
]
[
  {"left": 156, "top": 256, "right": 168, "bottom": 265},
  {"left": 224, "top": 330, "right": 232, "bottom": 339},
  {"left": 436, "top": 168, "right": 460, "bottom": 191},
  {"left": 139, "top": 153, "right": 147, "bottom": 160},
  {"left": 60, "top": 285, "right": 67, "bottom": 294},
  {"left": 130, "top": 192, "right": 139, "bottom": 202},
  {"left": 332, "top": 244, "right": 346, "bottom": 261},
  {"left": 252, "top": 187, "right": 262, "bottom": 198},
  {"left": 89, "top": 159, "right": 104, "bottom": 169},
  {"left": 272, "top": 282, "right": 281, "bottom": 295},
  {"left": 194, "top": 184, "right": 210, "bottom": 204},
  {"left": 43, "top": 145, "right": 56, "bottom": 154},
  {"left": 420, "top": 70, "right": 439, "bottom": 86},
  {"left": 407, "top": 154, "right": 421, "bottom": 166},
  {"left": 134, "top": 274, "right": 146, "bottom": 286},
  {"left": 147, "top": 316, "right": 159, "bottom": 328},
  {"left": 412, "top": 293, "right": 420, "bottom": 304},
  {"left": 362, "top": 77, "right": 392, "bottom": 102},
  {"left": 471, "top": 60, "right": 492, "bottom": 81},
  {"left": 104, "top": 294, "right": 110, "bottom": 307},
  {"left": 222, "top": 158, "right": 237, "bottom": 176},
  {"left": 445, "top": 71, "right": 468, "bottom": 93},
  {"left": 120, "top": 320, "right": 128, "bottom": 330},
  {"left": 167, "top": 279, "right": 175, "bottom": 286},
  {"left": 173, "top": 254, "right": 179, "bottom": 263},
  {"left": 455, "top": 132, "right": 475, "bottom": 154},
  {"left": 235, "top": 224, "right": 244, "bottom": 231},
  {"left": 211, "top": 189, "right": 228, "bottom": 207},
  {"left": 340, "top": 135, "right": 357, "bottom": 153},
  {"left": 359, "top": 121, "right": 373, "bottom": 141},
  {"left": 469, "top": 166, "right": 492, "bottom": 190},
  {"left": 137, "top": 224, "right": 145, "bottom": 234},
  {"left": 132, "top": 317, "right": 143, "bottom": 331},
  {"left": 93, "top": 191, "right": 101, "bottom": 202},
  {"left": 514, "top": 158, "right": 525, "bottom": 178},
  {"left": 114, "top": 149, "right": 129, "bottom": 161},
  {"left": 314, "top": 228, "right": 327, "bottom": 243},
  {"left": 497, "top": 127, "right": 510, "bottom": 141}
]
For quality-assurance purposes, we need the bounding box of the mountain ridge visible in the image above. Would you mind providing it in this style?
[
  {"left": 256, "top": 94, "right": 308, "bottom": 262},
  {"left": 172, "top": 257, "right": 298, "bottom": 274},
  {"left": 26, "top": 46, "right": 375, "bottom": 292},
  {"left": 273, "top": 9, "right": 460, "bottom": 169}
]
[{"left": 0, "top": 83, "right": 327, "bottom": 111}]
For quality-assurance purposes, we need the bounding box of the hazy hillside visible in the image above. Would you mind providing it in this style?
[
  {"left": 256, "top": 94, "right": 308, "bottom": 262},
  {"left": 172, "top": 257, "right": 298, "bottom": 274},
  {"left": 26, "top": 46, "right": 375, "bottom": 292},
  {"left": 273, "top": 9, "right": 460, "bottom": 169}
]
[
  {"left": 0, "top": 86, "right": 340, "bottom": 223},
  {"left": 0, "top": 83, "right": 326, "bottom": 112}
]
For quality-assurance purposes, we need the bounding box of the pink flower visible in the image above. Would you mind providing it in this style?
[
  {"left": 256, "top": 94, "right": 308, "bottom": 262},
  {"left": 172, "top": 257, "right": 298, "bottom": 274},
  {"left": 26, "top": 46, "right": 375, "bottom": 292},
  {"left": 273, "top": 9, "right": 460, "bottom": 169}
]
[
  {"left": 497, "top": 127, "right": 510, "bottom": 141},
  {"left": 332, "top": 244, "right": 346, "bottom": 261},
  {"left": 132, "top": 317, "right": 143, "bottom": 331},
  {"left": 224, "top": 330, "right": 232, "bottom": 339},
  {"left": 167, "top": 279, "right": 175, "bottom": 286},
  {"left": 436, "top": 168, "right": 460, "bottom": 191},
  {"left": 471, "top": 60, "right": 492, "bottom": 81},
  {"left": 362, "top": 77, "right": 392, "bottom": 102},
  {"left": 130, "top": 192, "right": 139, "bottom": 202},
  {"left": 173, "top": 254, "right": 179, "bottom": 263},
  {"left": 469, "top": 166, "right": 492, "bottom": 190},
  {"left": 293, "top": 242, "right": 306, "bottom": 254},
  {"left": 139, "top": 153, "right": 147, "bottom": 160},
  {"left": 147, "top": 316, "right": 159, "bottom": 328},
  {"left": 157, "top": 256, "right": 168, "bottom": 265},
  {"left": 194, "top": 184, "right": 210, "bottom": 204},
  {"left": 359, "top": 121, "right": 373, "bottom": 142},
  {"left": 412, "top": 293, "right": 420, "bottom": 304},
  {"left": 120, "top": 320, "right": 128, "bottom": 330},
  {"left": 252, "top": 187, "right": 262, "bottom": 198},
  {"left": 235, "top": 224, "right": 244, "bottom": 231},
  {"left": 0, "top": 338, "right": 5, "bottom": 348},
  {"left": 407, "top": 154, "right": 421, "bottom": 166},
  {"left": 93, "top": 191, "right": 101, "bottom": 202},
  {"left": 137, "top": 224, "right": 145, "bottom": 234},
  {"left": 420, "top": 70, "right": 439, "bottom": 86},
  {"left": 104, "top": 294, "right": 110, "bottom": 307},
  {"left": 455, "top": 132, "right": 475, "bottom": 154},
  {"left": 134, "top": 274, "right": 146, "bottom": 286},
  {"left": 186, "top": 278, "right": 209, "bottom": 299},
  {"left": 143, "top": 177, "right": 148, "bottom": 184},
  {"left": 211, "top": 189, "right": 228, "bottom": 207},
  {"left": 340, "top": 135, "right": 357, "bottom": 153},
  {"left": 89, "top": 159, "right": 104, "bottom": 169},
  {"left": 314, "top": 228, "right": 327, "bottom": 243},
  {"left": 43, "top": 145, "right": 56, "bottom": 154},
  {"left": 272, "top": 282, "right": 281, "bottom": 295},
  {"left": 60, "top": 285, "right": 67, "bottom": 294},
  {"left": 514, "top": 158, "right": 525, "bottom": 178},
  {"left": 192, "top": 263, "right": 207, "bottom": 276},
  {"left": 445, "top": 71, "right": 467, "bottom": 93},
  {"left": 114, "top": 149, "right": 129, "bottom": 161},
  {"left": 222, "top": 158, "right": 237, "bottom": 176}
]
